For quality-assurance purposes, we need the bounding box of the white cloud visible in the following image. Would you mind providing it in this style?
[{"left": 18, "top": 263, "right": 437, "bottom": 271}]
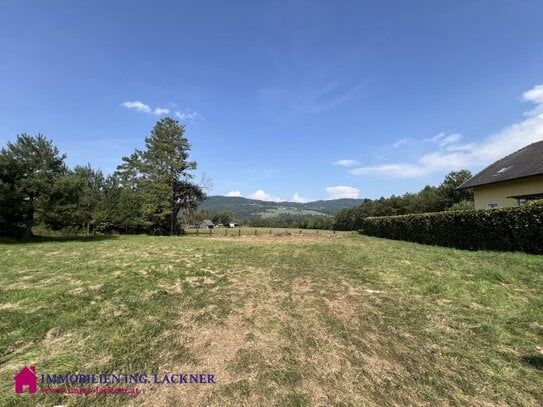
[
  {"left": 350, "top": 84, "right": 543, "bottom": 178},
  {"left": 392, "top": 138, "right": 411, "bottom": 148},
  {"left": 333, "top": 159, "right": 359, "bottom": 167},
  {"left": 175, "top": 110, "right": 203, "bottom": 121},
  {"left": 424, "top": 132, "right": 463, "bottom": 147},
  {"left": 523, "top": 84, "right": 543, "bottom": 117},
  {"left": 122, "top": 101, "right": 170, "bottom": 116},
  {"left": 523, "top": 84, "right": 543, "bottom": 104},
  {"left": 122, "top": 101, "right": 151, "bottom": 113},
  {"left": 122, "top": 104, "right": 202, "bottom": 119},
  {"left": 225, "top": 190, "right": 242, "bottom": 197},
  {"left": 248, "top": 190, "right": 284, "bottom": 202},
  {"left": 350, "top": 164, "right": 428, "bottom": 178},
  {"left": 153, "top": 107, "right": 170, "bottom": 115},
  {"left": 325, "top": 186, "right": 360, "bottom": 199},
  {"left": 291, "top": 193, "right": 310, "bottom": 203}
]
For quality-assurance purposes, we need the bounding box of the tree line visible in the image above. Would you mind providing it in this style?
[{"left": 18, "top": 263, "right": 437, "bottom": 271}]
[
  {"left": 0, "top": 118, "right": 204, "bottom": 239},
  {"left": 333, "top": 170, "right": 474, "bottom": 230},
  {"left": 173, "top": 171, "right": 474, "bottom": 232},
  {"left": 1, "top": 119, "right": 474, "bottom": 238},
  {"left": 246, "top": 215, "right": 334, "bottom": 230},
  {"left": 201, "top": 171, "right": 474, "bottom": 231}
]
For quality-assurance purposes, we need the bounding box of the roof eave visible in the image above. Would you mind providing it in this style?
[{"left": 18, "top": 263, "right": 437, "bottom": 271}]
[{"left": 456, "top": 172, "right": 543, "bottom": 190}]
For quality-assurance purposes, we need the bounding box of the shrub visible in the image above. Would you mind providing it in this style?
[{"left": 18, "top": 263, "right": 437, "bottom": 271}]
[
  {"left": 447, "top": 199, "right": 474, "bottom": 211},
  {"left": 0, "top": 221, "right": 24, "bottom": 238},
  {"left": 359, "top": 202, "right": 543, "bottom": 254}
]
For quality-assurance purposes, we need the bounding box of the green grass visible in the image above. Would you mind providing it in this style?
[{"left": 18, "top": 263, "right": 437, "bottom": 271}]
[
  {"left": 1, "top": 232, "right": 542, "bottom": 406},
  {"left": 183, "top": 226, "right": 339, "bottom": 236}
]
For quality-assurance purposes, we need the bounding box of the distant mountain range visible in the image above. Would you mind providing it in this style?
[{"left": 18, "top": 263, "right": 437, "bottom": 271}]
[{"left": 200, "top": 196, "right": 363, "bottom": 220}]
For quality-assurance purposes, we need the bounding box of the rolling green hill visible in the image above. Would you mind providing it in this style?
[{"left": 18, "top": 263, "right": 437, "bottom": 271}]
[{"left": 200, "top": 196, "right": 363, "bottom": 220}]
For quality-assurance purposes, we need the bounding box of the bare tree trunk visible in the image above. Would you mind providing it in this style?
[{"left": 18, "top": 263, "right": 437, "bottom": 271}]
[{"left": 22, "top": 215, "right": 34, "bottom": 240}]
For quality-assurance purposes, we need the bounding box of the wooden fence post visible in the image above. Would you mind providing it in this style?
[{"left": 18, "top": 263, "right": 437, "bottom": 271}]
[
  {"left": 255, "top": 229, "right": 257, "bottom": 236},
  {"left": 196, "top": 228, "right": 199, "bottom": 236},
  {"left": 239, "top": 228, "right": 241, "bottom": 237}
]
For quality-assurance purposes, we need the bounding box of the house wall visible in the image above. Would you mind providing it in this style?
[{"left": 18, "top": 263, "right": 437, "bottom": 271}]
[{"left": 473, "top": 176, "right": 543, "bottom": 209}]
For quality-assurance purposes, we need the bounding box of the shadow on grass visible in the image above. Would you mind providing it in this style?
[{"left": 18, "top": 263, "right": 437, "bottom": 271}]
[
  {"left": 0, "top": 234, "right": 120, "bottom": 244},
  {"left": 521, "top": 355, "right": 543, "bottom": 370}
]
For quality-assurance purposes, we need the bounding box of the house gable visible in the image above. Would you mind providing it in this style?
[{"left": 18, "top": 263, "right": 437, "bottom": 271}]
[
  {"left": 472, "top": 175, "right": 543, "bottom": 209},
  {"left": 458, "top": 140, "right": 543, "bottom": 189}
]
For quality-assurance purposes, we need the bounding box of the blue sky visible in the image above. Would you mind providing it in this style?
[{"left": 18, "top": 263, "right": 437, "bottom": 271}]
[{"left": 1, "top": 1, "right": 543, "bottom": 201}]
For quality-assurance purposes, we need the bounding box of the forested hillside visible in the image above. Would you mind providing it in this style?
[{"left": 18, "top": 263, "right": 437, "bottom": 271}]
[{"left": 200, "top": 196, "right": 363, "bottom": 220}]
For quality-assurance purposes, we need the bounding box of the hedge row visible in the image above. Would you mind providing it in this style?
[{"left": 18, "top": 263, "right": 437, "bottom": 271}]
[{"left": 358, "top": 201, "right": 543, "bottom": 253}]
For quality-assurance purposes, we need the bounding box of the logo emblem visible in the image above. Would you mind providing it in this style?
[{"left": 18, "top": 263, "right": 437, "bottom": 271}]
[{"left": 14, "top": 366, "right": 37, "bottom": 394}]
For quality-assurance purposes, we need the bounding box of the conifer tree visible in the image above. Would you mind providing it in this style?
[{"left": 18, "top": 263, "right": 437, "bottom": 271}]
[{"left": 117, "top": 118, "right": 204, "bottom": 235}]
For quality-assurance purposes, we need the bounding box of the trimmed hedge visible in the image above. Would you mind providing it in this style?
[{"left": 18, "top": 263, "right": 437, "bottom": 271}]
[{"left": 358, "top": 201, "right": 543, "bottom": 254}]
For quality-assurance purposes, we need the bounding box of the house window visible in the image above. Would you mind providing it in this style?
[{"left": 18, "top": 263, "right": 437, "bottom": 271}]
[
  {"left": 517, "top": 198, "right": 528, "bottom": 206},
  {"left": 487, "top": 203, "right": 499, "bottom": 209},
  {"left": 493, "top": 166, "right": 512, "bottom": 176}
]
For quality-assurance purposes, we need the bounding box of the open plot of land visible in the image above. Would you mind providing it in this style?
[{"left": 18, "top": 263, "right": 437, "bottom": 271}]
[
  {"left": 182, "top": 227, "right": 338, "bottom": 237},
  {"left": 1, "top": 232, "right": 542, "bottom": 406}
]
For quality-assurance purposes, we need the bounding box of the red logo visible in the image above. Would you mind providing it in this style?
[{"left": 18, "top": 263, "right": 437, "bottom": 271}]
[{"left": 14, "top": 366, "right": 37, "bottom": 394}]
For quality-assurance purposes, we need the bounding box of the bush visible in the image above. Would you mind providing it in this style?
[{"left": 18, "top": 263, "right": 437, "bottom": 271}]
[
  {"left": 359, "top": 202, "right": 543, "bottom": 254},
  {"left": 447, "top": 199, "right": 474, "bottom": 211},
  {"left": 0, "top": 221, "right": 24, "bottom": 238}
]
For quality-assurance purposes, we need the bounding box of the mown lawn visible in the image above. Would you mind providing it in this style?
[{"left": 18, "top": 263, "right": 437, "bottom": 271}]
[{"left": 1, "top": 232, "right": 542, "bottom": 406}]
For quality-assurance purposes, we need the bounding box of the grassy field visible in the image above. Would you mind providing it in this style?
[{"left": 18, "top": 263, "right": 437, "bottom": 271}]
[
  {"left": 183, "top": 227, "right": 338, "bottom": 237},
  {"left": 1, "top": 231, "right": 542, "bottom": 406}
]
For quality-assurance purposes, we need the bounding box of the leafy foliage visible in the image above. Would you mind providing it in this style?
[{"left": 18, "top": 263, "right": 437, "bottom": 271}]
[
  {"left": 247, "top": 214, "right": 334, "bottom": 229},
  {"left": 334, "top": 170, "right": 473, "bottom": 230},
  {"left": 211, "top": 210, "right": 235, "bottom": 226},
  {"left": 439, "top": 169, "right": 474, "bottom": 207},
  {"left": 0, "top": 118, "right": 204, "bottom": 238},
  {"left": 39, "top": 165, "right": 105, "bottom": 232},
  {"left": 359, "top": 201, "right": 543, "bottom": 253},
  {"left": 448, "top": 199, "right": 475, "bottom": 211}
]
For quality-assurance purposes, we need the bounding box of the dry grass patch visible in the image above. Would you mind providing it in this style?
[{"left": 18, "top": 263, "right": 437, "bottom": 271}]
[{"left": 1, "top": 233, "right": 542, "bottom": 406}]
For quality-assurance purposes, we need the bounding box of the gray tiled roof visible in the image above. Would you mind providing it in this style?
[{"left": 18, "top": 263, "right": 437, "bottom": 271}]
[{"left": 458, "top": 140, "right": 543, "bottom": 189}]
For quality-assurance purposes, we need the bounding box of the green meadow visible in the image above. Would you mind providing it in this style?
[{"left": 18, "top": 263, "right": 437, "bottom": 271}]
[{"left": 1, "top": 232, "right": 542, "bottom": 406}]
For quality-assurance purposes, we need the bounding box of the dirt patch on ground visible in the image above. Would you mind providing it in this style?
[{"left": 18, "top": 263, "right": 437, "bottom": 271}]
[
  {"left": 253, "top": 232, "right": 339, "bottom": 242},
  {"left": 198, "top": 232, "right": 340, "bottom": 245},
  {"left": 132, "top": 265, "right": 398, "bottom": 406},
  {"left": 0, "top": 302, "right": 23, "bottom": 310},
  {"left": 132, "top": 266, "right": 289, "bottom": 406}
]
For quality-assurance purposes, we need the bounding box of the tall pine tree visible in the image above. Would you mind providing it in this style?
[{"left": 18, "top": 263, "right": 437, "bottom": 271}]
[
  {"left": 117, "top": 118, "right": 204, "bottom": 235},
  {"left": 0, "top": 134, "right": 67, "bottom": 238}
]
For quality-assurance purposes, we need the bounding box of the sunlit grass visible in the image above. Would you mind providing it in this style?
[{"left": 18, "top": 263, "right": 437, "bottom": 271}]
[{"left": 1, "top": 232, "right": 542, "bottom": 406}]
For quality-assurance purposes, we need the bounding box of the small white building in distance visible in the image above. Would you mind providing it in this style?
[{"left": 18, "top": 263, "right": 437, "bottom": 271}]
[{"left": 199, "top": 219, "right": 214, "bottom": 229}]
